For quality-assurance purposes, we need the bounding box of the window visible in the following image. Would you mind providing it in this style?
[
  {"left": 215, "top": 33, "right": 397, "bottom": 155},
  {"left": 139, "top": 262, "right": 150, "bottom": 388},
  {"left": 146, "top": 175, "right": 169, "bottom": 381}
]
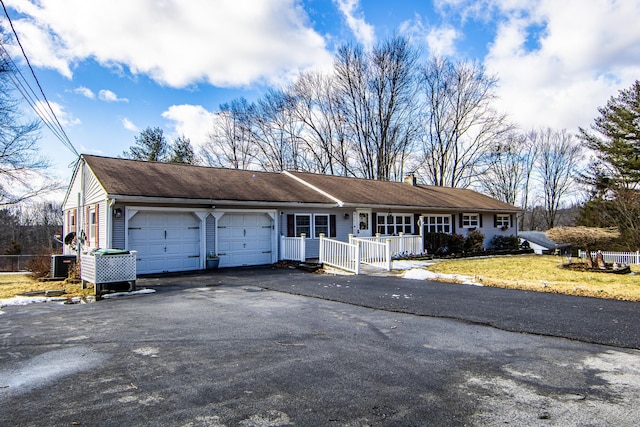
[
  {"left": 314, "top": 214, "right": 329, "bottom": 238},
  {"left": 376, "top": 214, "right": 412, "bottom": 235},
  {"left": 462, "top": 213, "right": 479, "bottom": 228},
  {"left": 496, "top": 214, "right": 510, "bottom": 228},
  {"left": 288, "top": 214, "right": 335, "bottom": 238},
  {"left": 89, "top": 209, "right": 97, "bottom": 244},
  {"left": 423, "top": 215, "right": 451, "bottom": 234},
  {"left": 295, "top": 214, "right": 311, "bottom": 237}
]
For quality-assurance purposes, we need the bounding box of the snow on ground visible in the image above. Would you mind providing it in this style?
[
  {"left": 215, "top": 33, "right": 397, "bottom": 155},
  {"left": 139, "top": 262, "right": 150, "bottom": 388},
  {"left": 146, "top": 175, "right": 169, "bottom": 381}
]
[
  {"left": 393, "top": 260, "right": 481, "bottom": 286},
  {"left": 0, "top": 289, "right": 156, "bottom": 311}
]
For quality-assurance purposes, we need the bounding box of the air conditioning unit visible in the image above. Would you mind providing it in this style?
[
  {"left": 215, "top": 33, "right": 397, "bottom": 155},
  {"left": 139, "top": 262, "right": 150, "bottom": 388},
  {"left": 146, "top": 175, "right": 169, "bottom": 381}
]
[{"left": 51, "top": 255, "right": 77, "bottom": 279}]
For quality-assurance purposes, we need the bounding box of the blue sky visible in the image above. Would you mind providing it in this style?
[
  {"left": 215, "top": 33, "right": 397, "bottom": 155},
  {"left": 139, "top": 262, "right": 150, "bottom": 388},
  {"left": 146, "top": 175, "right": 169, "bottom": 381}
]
[{"left": 2, "top": 0, "right": 640, "bottom": 189}]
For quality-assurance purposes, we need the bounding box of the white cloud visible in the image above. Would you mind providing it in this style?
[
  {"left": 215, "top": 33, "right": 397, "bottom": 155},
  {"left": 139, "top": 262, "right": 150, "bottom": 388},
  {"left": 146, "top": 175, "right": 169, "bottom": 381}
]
[
  {"left": 5, "top": 0, "right": 332, "bottom": 88},
  {"left": 35, "top": 100, "right": 80, "bottom": 127},
  {"left": 74, "top": 86, "right": 94, "bottom": 99},
  {"left": 98, "top": 89, "right": 128, "bottom": 103},
  {"left": 121, "top": 117, "right": 139, "bottom": 132},
  {"left": 481, "top": 0, "right": 640, "bottom": 132},
  {"left": 426, "top": 26, "right": 459, "bottom": 58},
  {"left": 334, "top": 0, "right": 375, "bottom": 48},
  {"left": 161, "top": 104, "right": 216, "bottom": 148}
]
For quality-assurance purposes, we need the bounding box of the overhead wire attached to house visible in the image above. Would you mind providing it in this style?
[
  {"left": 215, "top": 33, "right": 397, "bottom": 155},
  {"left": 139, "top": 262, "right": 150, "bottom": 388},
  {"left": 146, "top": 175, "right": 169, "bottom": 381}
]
[{"left": 0, "top": 0, "right": 79, "bottom": 157}]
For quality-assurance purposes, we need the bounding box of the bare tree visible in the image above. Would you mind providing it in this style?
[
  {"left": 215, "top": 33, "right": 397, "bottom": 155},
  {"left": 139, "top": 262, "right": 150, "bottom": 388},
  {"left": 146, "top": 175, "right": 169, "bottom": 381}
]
[
  {"left": 0, "top": 58, "right": 59, "bottom": 205},
  {"left": 418, "top": 57, "right": 512, "bottom": 188},
  {"left": 334, "top": 36, "right": 420, "bottom": 180},
  {"left": 289, "top": 71, "right": 350, "bottom": 175},
  {"left": 251, "top": 89, "right": 304, "bottom": 172},
  {"left": 535, "top": 128, "right": 582, "bottom": 229},
  {"left": 201, "top": 98, "right": 258, "bottom": 169}
]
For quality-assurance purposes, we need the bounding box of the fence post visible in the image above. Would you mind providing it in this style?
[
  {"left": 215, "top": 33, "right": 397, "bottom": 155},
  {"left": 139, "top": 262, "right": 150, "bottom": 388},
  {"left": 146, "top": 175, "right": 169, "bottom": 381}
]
[
  {"left": 398, "top": 232, "right": 404, "bottom": 254},
  {"left": 354, "top": 242, "right": 360, "bottom": 275},
  {"left": 319, "top": 234, "right": 325, "bottom": 264},
  {"left": 348, "top": 233, "right": 354, "bottom": 245},
  {"left": 637, "top": 251, "right": 639, "bottom": 265},
  {"left": 300, "top": 233, "right": 306, "bottom": 262},
  {"left": 385, "top": 238, "right": 392, "bottom": 271}
]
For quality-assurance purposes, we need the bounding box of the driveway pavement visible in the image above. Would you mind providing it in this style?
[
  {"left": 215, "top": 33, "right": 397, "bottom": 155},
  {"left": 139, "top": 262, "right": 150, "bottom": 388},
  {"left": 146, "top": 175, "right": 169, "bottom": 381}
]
[{"left": 1, "top": 267, "right": 639, "bottom": 426}]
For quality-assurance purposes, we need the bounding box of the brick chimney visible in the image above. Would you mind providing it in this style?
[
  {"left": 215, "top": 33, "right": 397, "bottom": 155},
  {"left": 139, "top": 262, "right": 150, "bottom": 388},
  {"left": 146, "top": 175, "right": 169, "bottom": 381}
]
[{"left": 404, "top": 173, "right": 417, "bottom": 186}]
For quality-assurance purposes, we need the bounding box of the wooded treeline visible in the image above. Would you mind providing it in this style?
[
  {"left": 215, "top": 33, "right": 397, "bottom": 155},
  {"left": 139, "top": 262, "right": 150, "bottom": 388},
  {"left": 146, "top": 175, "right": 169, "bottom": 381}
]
[
  {"left": 0, "top": 202, "right": 63, "bottom": 255},
  {"left": 196, "top": 37, "right": 582, "bottom": 230}
]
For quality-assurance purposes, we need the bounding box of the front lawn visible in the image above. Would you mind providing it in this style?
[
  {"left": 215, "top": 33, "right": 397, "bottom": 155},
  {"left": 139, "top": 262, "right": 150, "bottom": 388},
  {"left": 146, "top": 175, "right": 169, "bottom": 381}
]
[
  {"left": 427, "top": 254, "right": 640, "bottom": 302},
  {"left": 0, "top": 273, "right": 93, "bottom": 300}
]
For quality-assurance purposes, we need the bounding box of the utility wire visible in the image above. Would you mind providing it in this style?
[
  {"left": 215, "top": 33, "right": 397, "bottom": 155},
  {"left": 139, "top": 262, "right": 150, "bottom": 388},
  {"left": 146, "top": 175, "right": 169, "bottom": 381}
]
[{"left": 0, "top": 0, "right": 79, "bottom": 157}]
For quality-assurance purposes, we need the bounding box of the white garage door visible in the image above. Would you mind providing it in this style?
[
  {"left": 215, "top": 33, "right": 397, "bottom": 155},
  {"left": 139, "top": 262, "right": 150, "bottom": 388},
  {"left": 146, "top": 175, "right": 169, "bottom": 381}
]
[
  {"left": 129, "top": 211, "right": 201, "bottom": 274},
  {"left": 217, "top": 213, "right": 274, "bottom": 268}
]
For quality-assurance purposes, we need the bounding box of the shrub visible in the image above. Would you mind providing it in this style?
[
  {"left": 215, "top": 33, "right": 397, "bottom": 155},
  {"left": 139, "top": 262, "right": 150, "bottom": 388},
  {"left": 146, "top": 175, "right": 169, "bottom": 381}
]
[
  {"left": 424, "top": 232, "right": 465, "bottom": 255},
  {"left": 489, "top": 235, "right": 520, "bottom": 251},
  {"left": 26, "top": 255, "right": 52, "bottom": 279},
  {"left": 464, "top": 229, "right": 485, "bottom": 252}
]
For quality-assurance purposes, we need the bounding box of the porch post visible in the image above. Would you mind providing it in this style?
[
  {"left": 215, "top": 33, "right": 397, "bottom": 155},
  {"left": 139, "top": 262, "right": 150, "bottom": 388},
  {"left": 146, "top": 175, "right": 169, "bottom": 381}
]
[{"left": 385, "top": 238, "right": 392, "bottom": 271}]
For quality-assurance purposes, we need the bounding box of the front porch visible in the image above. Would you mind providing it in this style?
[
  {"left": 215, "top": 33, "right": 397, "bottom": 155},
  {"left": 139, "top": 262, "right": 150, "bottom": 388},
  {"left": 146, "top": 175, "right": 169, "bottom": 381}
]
[{"left": 280, "top": 233, "right": 424, "bottom": 274}]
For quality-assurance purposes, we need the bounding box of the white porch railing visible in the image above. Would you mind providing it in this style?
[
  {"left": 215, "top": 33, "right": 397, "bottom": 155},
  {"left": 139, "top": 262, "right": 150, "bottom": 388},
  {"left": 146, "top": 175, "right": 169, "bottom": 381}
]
[
  {"left": 578, "top": 250, "right": 640, "bottom": 265},
  {"left": 349, "top": 235, "right": 392, "bottom": 271},
  {"left": 354, "top": 233, "right": 423, "bottom": 257},
  {"left": 280, "top": 234, "right": 307, "bottom": 262},
  {"left": 319, "top": 235, "right": 360, "bottom": 274}
]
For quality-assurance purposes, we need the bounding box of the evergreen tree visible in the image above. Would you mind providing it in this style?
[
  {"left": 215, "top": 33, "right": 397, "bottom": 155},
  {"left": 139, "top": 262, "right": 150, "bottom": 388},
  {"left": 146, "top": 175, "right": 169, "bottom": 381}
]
[
  {"left": 578, "top": 81, "right": 640, "bottom": 249},
  {"left": 169, "top": 135, "right": 196, "bottom": 164},
  {"left": 123, "top": 127, "right": 168, "bottom": 161}
]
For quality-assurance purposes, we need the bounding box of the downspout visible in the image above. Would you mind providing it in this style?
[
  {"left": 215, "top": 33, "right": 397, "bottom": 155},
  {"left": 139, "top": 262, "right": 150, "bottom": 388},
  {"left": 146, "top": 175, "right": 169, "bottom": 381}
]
[
  {"left": 107, "top": 198, "right": 116, "bottom": 249},
  {"left": 77, "top": 157, "right": 86, "bottom": 258}
]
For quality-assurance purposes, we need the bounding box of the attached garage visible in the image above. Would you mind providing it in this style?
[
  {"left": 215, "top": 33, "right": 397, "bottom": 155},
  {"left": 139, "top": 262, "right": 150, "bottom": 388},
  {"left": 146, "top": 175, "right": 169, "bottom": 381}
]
[
  {"left": 217, "top": 212, "right": 275, "bottom": 268},
  {"left": 128, "top": 211, "right": 201, "bottom": 275}
]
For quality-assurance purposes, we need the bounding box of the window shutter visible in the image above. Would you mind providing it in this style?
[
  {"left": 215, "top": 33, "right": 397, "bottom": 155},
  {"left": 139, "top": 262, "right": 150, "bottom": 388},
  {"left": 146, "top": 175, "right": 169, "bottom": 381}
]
[
  {"left": 494, "top": 214, "right": 498, "bottom": 228},
  {"left": 479, "top": 214, "right": 483, "bottom": 228},
  {"left": 459, "top": 213, "right": 463, "bottom": 228},
  {"left": 330, "top": 215, "right": 336, "bottom": 237},
  {"left": 371, "top": 213, "right": 377, "bottom": 233},
  {"left": 85, "top": 206, "right": 89, "bottom": 237},
  {"left": 73, "top": 209, "right": 77, "bottom": 226},
  {"left": 451, "top": 214, "right": 456, "bottom": 233},
  {"left": 287, "top": 214, "right": 294, "bottom": 237},
  {"left": 66, "top": 211, "right": 70, "bottom": 233},
  {"left": 413, "top": 214, "right": 420, "bottom": 235},
  {"left": 95, "top": 203, "right": 100, "bottom": 247},
  {"left": 510, "top": 214, "right": 514, "bottom": 228}
]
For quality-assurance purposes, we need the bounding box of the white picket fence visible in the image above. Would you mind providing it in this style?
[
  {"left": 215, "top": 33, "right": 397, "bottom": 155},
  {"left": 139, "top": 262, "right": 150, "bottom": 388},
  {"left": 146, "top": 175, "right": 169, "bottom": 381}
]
[
  {"left": 350, "top": 236, "right": 392, "bottom": 271},
  {"left": 578, "top": 250, "right": 640, "bottom": 265},
  {"left": 353, "top": 233, "right": 423, "bottom": 257},
  {"left": 319, "top": 235, "right": 360, "bottom": 274},
  {"left": 280, "top": 234, "right": 307, "bottom": 262}
]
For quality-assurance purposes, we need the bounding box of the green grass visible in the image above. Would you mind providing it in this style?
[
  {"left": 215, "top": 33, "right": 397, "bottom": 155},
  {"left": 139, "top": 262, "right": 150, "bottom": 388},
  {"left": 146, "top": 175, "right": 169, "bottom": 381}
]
[{"left": 427, "top": 254, "right": 640, "bottom": 302}]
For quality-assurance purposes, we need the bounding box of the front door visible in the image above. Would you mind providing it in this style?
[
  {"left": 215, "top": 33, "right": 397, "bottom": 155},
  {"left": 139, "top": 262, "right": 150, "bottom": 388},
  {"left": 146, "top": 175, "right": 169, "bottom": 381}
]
[{"left": 354, "top": 209, "right": 372, "bottom": 237}]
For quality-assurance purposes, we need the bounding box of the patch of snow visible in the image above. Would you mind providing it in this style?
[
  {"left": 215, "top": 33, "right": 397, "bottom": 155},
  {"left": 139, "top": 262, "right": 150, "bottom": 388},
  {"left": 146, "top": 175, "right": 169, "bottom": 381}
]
[
  {"left": 392, "top": 260, "right": 435, "bottom": 270},
  {"left": 401, "top": 268, "right": 481, "bottom": 286},
  {"left": 101, "top": 288, "right": 156, "bottom": 299},
  {"left": 0, "top": 296, "right": 67, "bottom": 308}
]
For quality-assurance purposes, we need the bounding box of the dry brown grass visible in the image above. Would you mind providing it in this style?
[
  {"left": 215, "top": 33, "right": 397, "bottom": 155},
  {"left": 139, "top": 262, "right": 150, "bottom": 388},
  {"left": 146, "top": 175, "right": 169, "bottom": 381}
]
[
  {"left": 0, "top": 273, "right": 94, "bottom": 300},
  {"left": 427, "top": 254, "right": 640, "bottom": 302}
]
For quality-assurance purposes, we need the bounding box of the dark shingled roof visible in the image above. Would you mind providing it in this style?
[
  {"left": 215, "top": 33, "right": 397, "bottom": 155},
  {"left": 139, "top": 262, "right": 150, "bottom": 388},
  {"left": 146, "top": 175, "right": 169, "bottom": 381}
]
[
  {"left": 83, "top": 155, "right": 335, "bottom": 204},
  {"left": 287, "top": 171, "right": 520, "bottom": 211},
  {"left": 82, "top": 155, "right": 520, "bottom": 211}
]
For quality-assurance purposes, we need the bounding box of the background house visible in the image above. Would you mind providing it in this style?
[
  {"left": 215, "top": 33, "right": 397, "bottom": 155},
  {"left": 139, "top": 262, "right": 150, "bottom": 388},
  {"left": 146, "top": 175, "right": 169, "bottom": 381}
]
[
  {"left": 518, "top": 231, "right": 571, "bottom": 255},
  {"left": 62, "top": 155, "right": 520, "bottom": 275}
]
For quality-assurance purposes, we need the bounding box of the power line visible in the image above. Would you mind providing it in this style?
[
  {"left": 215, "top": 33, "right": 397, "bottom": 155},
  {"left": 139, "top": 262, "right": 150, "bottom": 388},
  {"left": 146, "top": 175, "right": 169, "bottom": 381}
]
[{"left": 0, "top": 0, "right": 79, "bottom": 157}]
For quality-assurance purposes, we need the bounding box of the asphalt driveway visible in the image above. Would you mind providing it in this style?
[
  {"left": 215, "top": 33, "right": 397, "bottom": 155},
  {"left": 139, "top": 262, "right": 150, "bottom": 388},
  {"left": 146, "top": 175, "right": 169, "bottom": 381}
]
[{"left": 1, "top": 267, "right": 639, "bottom": 426}]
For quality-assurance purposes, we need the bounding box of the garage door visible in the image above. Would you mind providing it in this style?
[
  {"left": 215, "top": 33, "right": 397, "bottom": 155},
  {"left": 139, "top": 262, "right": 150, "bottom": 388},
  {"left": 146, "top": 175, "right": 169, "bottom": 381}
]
[
  {"left": 128, "top": 211, "right": 200, "bottom": 274},
  {"left": 217, "top": 213, "right": 274, "bottom": 268}
]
